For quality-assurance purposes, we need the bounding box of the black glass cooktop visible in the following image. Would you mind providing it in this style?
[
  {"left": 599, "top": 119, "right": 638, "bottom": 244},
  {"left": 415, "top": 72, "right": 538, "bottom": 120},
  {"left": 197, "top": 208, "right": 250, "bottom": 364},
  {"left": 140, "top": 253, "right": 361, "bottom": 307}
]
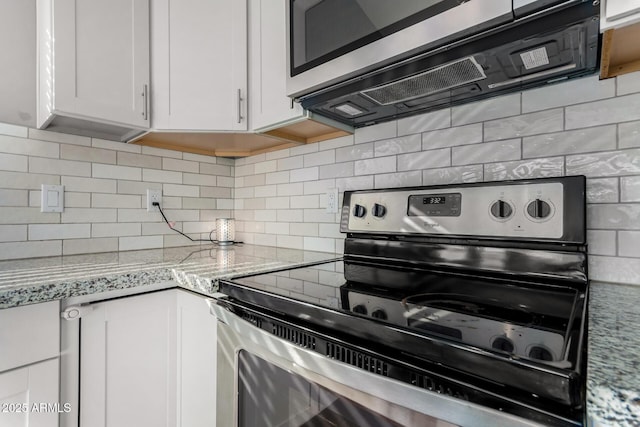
[{"left": 221, "top": 259, "right": 584, "bottom": 368}]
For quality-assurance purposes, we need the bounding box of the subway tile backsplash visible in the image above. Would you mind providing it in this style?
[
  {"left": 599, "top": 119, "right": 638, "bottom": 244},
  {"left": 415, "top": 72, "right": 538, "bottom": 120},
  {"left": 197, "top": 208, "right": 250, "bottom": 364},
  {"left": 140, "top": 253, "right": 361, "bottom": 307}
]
[
  {"left": 0, "top": 131, "right": 234, "bottom": 260},
  {"left": 1, "top": 71, "right": 640, "bottom": 286},
  {"left": 233, "top": 71, "right": 640, "bottom": 286}
]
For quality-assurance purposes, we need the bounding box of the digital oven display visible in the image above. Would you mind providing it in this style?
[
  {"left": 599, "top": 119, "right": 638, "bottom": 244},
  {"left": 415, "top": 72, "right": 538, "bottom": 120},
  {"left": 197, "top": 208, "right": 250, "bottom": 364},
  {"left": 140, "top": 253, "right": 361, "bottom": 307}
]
[
  {"left": 409, "top": 193, "right": 461, "bottom": 217},
  {"left": 424, "top": 197, "right": 445, "bottom": 205}
]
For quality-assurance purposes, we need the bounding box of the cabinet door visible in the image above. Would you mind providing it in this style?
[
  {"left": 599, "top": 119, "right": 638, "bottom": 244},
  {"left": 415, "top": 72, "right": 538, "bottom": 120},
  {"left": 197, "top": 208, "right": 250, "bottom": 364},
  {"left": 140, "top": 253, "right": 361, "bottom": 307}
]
[
  {"left": 176, "top": 291, "right": 217, "bottom": 427},
  {"left": 0, "top": 0, "right": 36, "bottom": 127},
  {"left": 53, "top": 0, "right": 150, "bottom": 128},
  {"left": 249, "top": 0, "right": 303, "bottom": 131},
  {"left": 0, "top": 358, "right": 60, "bottom": 427},
  {"left": 152, "top": 0, "right": 248, "bottom": 130},
  {"left": 0, "top": 300, "right": 59, "bottom": 373},
  {"left": 601, "top": 0, "right": 640, "bottom": 30},
  {"left": 79, "top": 291, "right": 177, "bottom": 427}
]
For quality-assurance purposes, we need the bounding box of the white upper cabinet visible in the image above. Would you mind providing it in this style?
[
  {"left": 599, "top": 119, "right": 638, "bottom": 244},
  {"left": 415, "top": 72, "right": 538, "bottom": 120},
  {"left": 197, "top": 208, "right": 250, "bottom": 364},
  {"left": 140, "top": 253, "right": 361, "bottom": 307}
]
[
  {"left": 151, "top": 0, "right": 248, "bottom": 131},
  {"left": 37, "top": 0, "right": 150, "bottom": 141},
  {"left": 601, "top": 0, "right": 640, "bottom": 31},
  {"left": 248, "top": 0, "right": 303, "bottom": 131},
  {"left": 0, "top": 0, "right": 36, "bottom": 128}
]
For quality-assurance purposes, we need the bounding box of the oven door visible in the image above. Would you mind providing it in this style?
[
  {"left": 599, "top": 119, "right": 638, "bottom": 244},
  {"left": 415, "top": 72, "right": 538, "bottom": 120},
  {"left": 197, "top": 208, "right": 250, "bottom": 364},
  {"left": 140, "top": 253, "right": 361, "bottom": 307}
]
[
  {"left": 210, "top": 297, "right": 549, "bottom": 427},
  {"left": 286, "top": 0, "right": 513, "bottom": 97}
]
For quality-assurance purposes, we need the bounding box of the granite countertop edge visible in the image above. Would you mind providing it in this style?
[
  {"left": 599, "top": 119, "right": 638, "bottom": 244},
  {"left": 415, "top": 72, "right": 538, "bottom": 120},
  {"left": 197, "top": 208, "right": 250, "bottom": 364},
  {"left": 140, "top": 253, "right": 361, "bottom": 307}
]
[{"left": 0, "top": 244, "right": 341, "bottom": 310}]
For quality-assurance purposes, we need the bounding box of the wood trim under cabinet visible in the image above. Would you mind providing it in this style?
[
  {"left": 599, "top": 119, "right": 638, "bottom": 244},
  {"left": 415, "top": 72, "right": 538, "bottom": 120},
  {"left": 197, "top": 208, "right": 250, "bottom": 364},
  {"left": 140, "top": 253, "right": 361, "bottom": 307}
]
[
  {"left": 600, "top": 24, "right": 640, "bottom": 78},
  {"left": 130, "top": 131, "right": 301, "bottom": 157},
  {"left": 129, "top": 117, "right": 353, "bottom": 157}
]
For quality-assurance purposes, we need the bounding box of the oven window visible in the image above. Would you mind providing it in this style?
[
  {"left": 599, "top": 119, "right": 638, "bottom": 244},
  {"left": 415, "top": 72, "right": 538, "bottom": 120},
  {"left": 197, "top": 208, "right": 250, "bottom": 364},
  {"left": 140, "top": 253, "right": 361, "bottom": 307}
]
[
  {"left": 238, "top": 350, "right": 406, "bottom": 427},
  {"left": 290, "top": 0, "right": 461, "bottom": 76}
]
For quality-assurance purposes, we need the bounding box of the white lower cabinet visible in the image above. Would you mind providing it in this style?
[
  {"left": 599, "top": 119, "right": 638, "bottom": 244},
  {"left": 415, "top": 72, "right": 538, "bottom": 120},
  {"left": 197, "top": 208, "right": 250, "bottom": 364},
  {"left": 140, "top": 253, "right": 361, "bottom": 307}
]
[
  {"left": 175, "top": 290, "right": 217, "bottom": 427},
  {"left": 0, "top": 359, "right": 60, "bottom": 427},
  {"left": 0, "top": 300, "right": 60, "bottom": 427},
  {"left": 79, "top": 289, "right": 217, "bottom": 427}
]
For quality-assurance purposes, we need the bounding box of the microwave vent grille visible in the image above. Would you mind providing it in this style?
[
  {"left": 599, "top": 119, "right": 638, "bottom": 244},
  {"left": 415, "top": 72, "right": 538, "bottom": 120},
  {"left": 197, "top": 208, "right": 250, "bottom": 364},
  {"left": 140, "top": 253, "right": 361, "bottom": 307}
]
[{"left": 360, "top": 56, "right": 486, "bottom": 105}]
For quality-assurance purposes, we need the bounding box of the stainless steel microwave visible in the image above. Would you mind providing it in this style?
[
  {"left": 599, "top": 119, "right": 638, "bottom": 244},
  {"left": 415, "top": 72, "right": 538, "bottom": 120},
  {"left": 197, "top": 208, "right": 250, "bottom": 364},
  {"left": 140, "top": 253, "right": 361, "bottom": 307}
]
[{"left": 285, "top": 0, "right": 599, "bottom": 127}]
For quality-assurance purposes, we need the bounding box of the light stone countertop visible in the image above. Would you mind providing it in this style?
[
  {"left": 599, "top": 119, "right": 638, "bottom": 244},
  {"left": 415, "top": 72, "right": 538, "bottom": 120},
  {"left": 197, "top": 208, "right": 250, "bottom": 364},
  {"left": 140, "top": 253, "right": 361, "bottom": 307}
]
[
  {"left": 587, "top": 281, "right": 640, "bottom": 427},
  {"left": 0, "top": 244, "right": 339, "bottom": 309},
  {"left": 0, "top": 248, "right": 637, "bottom": 426}
]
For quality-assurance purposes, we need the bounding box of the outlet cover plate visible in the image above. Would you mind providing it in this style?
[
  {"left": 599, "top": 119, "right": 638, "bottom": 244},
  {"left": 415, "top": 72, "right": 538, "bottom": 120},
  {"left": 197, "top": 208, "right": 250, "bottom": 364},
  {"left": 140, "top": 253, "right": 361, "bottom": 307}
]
[
  {"left": 147, "top": 189, "right": 162, "bottom": 212},
  {"left": 326, "top": 188, "right": 339, "bottom": 214}
]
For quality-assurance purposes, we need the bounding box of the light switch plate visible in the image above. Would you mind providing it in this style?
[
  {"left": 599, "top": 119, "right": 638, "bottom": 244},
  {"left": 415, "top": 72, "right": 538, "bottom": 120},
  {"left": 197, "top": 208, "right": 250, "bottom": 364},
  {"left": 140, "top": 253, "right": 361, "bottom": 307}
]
[{"left": 41, "top": 184, "right": 64, "bottom": 213}]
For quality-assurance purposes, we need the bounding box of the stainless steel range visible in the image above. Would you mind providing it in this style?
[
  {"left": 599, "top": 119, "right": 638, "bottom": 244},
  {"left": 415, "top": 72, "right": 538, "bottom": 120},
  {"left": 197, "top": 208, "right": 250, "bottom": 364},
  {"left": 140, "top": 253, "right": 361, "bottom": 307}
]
[{"left": 210, "top": 176, "right": 588, "bottom": 427}]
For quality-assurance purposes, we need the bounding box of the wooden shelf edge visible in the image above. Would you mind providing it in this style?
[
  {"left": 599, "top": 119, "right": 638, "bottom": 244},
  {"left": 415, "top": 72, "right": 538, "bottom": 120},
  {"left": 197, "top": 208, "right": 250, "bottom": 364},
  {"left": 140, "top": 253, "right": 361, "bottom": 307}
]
[
  {"left": 306, "top": 130, "right": 350, "bottom": 144},
  {"left": 600, "top": 29, "right": 614, "bottom": 79},
  {"left": 600, "top": 24, "right": 640, "bottom": 79},
  {"left": 131, "top": 134, "right": 304, "bottom": 158}
]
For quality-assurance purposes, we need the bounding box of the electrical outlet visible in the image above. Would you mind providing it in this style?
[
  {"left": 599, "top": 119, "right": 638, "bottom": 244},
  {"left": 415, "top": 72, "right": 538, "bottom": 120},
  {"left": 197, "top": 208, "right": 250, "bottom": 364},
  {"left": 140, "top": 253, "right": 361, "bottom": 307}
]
[
  {"left": 147, "top": 189, "right": 161, "bottom": 212},
  {"left": 326, "top": 188, "right": 339, "bottom": 213}
]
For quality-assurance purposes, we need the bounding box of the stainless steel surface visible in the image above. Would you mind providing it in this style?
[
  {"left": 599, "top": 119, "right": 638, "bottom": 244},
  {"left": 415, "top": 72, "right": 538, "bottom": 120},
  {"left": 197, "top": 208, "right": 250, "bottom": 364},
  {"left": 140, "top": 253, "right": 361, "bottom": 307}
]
[
  {"left": 513, "top": 0, "right": 565, "bottom": 15},
  {"left": 216, "top": 218, "right": 235, "bottom": 245},
  {"left": 514, "top": 0, "right": 548, "bottom": 10},
  {"left": 286, "top": 0, "right": 512, "bottom": 97},
  {"left": 343, "top": 182, "right": 564, "bottom": 239},
  {"left": 212, "top": 300, "right": 549, "bottom": 427}
]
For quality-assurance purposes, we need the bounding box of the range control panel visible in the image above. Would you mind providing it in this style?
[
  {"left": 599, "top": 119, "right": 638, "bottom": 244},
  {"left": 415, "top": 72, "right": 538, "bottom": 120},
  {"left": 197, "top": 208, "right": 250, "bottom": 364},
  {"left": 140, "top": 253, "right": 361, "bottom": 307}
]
[{"left": 340, "top": 177, "right": 586, "bottom": 241}]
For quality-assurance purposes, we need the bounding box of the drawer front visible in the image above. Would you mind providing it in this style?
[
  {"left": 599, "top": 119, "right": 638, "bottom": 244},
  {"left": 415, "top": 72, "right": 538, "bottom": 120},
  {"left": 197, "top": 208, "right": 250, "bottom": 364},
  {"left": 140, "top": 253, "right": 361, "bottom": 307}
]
[{"left": 0, "top": 301, "right": 60, "bottom": 372}]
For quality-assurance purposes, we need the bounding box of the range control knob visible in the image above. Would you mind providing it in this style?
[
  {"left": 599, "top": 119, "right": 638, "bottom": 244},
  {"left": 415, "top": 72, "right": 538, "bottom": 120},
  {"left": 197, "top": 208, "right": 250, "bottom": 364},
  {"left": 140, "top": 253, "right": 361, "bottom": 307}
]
[
  {"left": 353, "top": 204, "right": 367, "bottom": 218},
  {"left": 528, "top": 346, "right": 553, "bottom": 361},
  {"left": 372, "top": 203, "right": 387, "bottom": 218},
  {"left": 352, "top": 304, "right": 367, "bottom": 315},
  {"left": 526, "top": 199, "right": 552, "bottom": 219},
  {"left": 492, "top": 337, "right": 515, "bottom": 353},
  {"left": 490, "top": 200, "right": 513, "bottom": 219},
  {"left": 371, "top": 309, "right": 387, "bottom": 320}
]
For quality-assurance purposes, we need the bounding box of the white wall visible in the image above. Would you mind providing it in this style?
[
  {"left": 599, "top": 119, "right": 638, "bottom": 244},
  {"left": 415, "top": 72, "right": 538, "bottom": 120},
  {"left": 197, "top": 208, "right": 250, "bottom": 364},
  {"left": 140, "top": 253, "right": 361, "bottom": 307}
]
[{"left": 233, "top": 72, "right": 640, "bottom": 286}]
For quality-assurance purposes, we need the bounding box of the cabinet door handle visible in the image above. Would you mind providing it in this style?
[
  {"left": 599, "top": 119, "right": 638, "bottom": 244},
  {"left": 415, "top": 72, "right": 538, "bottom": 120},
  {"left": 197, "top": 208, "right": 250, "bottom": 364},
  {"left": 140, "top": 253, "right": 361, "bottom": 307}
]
[
  {"left": 142, "top": 84, "right": 149, "bottom": 120},
  {"left": 237, "top": 88, "right": 243, "bottom": 124}
]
